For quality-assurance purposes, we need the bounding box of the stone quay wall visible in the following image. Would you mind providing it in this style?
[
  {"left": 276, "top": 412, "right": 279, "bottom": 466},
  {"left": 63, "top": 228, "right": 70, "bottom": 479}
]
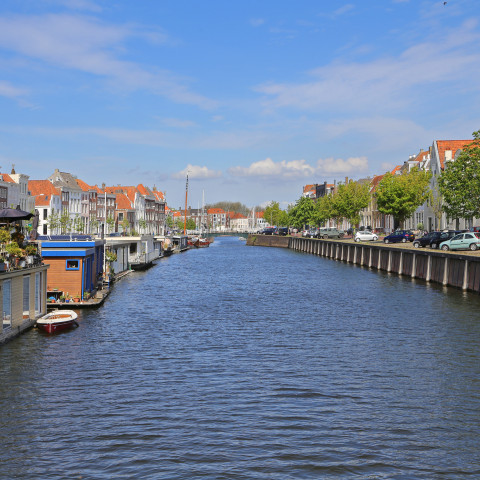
[{"left": 247, "top": 235, "right": 480, "bottom": 293}]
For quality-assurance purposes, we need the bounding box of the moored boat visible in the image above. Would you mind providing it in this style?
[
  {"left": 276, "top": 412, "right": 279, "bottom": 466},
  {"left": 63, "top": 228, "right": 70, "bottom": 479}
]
[{"left": 36, "top": 309, "right": 79, "bottom": 333}]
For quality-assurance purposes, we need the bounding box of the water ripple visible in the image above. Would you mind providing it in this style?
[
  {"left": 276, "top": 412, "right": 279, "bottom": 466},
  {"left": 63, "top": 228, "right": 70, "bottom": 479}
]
[{"left": 1, "top": 237, "right": 480, "bottom": 479}]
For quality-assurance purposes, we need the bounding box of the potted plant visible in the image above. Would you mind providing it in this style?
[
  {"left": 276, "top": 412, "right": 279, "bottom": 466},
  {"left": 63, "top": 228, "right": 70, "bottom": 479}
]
[
  {"left": 5, "top": 242, "right": 23, "bottom": 268},
  {"left": 25, "top": 244, "right": 37, "bottom": 265},
  {"left": 73, "top": 295, "right": 80, "bottom": 303},
  {"left": 83, "top": 291, "right": 90, "bottom": 300},
  {"left": 60, "top": 294, "right": 66, "bottom": 302}
]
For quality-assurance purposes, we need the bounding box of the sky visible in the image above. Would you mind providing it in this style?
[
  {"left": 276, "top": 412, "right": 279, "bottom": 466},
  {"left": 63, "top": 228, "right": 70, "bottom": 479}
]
[{"left": 0, "top": 0, "right": 479, "bottom": 210}]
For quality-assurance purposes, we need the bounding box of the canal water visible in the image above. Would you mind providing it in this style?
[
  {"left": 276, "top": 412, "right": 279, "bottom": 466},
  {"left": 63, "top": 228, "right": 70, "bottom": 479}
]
[{"left": 1, "top": 236, "right": 480, "bottom": 479}]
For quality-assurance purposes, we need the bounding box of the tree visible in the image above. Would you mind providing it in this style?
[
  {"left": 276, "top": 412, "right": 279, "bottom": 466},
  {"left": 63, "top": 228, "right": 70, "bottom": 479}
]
[
  {"left": 139, "top": 219, "right": 147, "bottom": 233},
  {"left": 121, "top": 217, "right": 130, "bottom": 235},
  {"left": 47, "top": 211, "right": 60, "bottom": 235},
  {"left": 175, "top": 218, "right": 184, "bottom": 230},
  {"left": 106, "top": 215, "right": 115, "bottom": 234},
  {"left": 263, "top": 201, "right": 285, "bottom": 226},
  {"left": 186, "top": 218, "right": 196, "bottom": 230},
  {"left": 332, "top": 181, "right": 371, "bottom": 228},
  {"left": 90, "top": 218, "right": 99, "bottom": 234},
  {"left": 165, "top": 216, "right": 174, "bottom": 229},
  {"left": 205, "top": 201, "right": 250, "bottom": 216},
  {"left": 60, "top": 210, "right": 72, "bottom": 234},
  {"left": 375, "top": 167, "right": 431, "bottom": 228},
  {"left": 438, "top": 130, "right": 480, "bottom": 229},
  {"left": 288, "top": 197, "right": 316, "bottom": 230},
  {"left": 73, "top": 215, "right": 84, "bottom": 233},
  {"left": 315, "top": 194, "right": 339, "bottom": 226}
]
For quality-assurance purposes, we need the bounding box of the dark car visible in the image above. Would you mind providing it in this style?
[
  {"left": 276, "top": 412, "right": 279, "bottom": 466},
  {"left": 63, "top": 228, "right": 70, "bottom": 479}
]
[
  {"left": 262, "top": 227, "right": 276, "bottom": 235},
  {"left": 277, "top": 227, "right": 289, "bottom": 236},
  {"left": 413, "top": 230, "right": 461, "bottom": 249},
  {"left": 383, "top": 230, "right": 415, "bottom": 244}
]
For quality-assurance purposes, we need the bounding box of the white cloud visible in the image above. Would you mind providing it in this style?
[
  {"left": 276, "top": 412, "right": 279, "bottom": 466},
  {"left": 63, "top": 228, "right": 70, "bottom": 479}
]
[
  {"left": 316, "top": 156, "right": 368, "bottom": 175},
  {"left": 0, "top": 14, "right": 216, "bottom": 109},
  {"left": 159, "top": 118, "right": 196, "bottom": 128},
  {"left": 172, "top": 164, "right": 222, "bottom": 179},
  {"left": 255, "top": 20, "right": 480, "bottom": 114},
  {"left": 229, "top": 157, "right": 315, "bottom": 178},
  {"left": 333, "top": 4, "right": 355, "bottom": 16},
  {"left": 0, "top": 81, "right": 28, "bottom": 98},
  {"left": 249, "top": 18, "right": 265, "bottom": 27},
  {"left": 49, "top": 0, "right": 103, "bottom": 12}
]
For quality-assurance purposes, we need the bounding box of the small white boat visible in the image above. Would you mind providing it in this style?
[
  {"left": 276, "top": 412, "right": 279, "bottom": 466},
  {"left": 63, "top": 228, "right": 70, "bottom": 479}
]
[{"left": 36, "top": 309, "right": 78, "bottom": 334}]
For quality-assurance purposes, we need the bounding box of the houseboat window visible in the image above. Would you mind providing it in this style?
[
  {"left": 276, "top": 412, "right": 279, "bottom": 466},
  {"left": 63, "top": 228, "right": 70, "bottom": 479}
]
[
  {"left": 2, "top": 279, "right": 12, "bottom": 329},
  {"left": 23, "top": 276, "right": 30, "bottom": 316},
  {"left": 35, "top": 272, "right": 42, "bottom": 316},
  {"left": 66, "top": 259, "right": 80, "bottom": 270}
]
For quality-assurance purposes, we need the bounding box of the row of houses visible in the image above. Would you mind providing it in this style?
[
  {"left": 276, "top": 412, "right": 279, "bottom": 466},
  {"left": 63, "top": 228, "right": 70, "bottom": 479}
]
[
  {"left": 171, "top": 207, "right": 268, "bottom": 232},
  {"left": 303, "top": 137, "right": 474, "bottom": 232},
  {"left": 0, "top": 165, "right": 267, "bottom": 235},
  {"left": 0, "top": 168, "right": 167, "bottom": 236}
]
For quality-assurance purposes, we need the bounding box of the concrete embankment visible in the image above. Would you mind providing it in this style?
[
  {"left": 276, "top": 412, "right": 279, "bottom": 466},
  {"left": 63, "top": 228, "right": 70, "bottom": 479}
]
[
  {"left": 246, "top": 234, "right": 290, "bottom": 248},
  {"left": 247, "top": 234, "right": 480, "bottom": 293}
]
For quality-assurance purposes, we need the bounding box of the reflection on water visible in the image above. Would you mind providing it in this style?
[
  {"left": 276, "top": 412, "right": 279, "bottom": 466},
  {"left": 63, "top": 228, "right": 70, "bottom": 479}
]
[{"left": 1, "top": 236, "right": 480, "bottom": 479}]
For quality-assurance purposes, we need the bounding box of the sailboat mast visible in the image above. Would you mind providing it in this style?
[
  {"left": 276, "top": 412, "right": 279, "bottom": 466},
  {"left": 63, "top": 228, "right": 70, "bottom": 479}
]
[{"left": 183, "top": 172, "right": 189, "bottom": 235}]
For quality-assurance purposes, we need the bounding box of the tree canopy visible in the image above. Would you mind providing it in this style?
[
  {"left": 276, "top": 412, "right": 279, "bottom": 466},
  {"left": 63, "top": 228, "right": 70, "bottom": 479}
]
[
  {"left": 375, "top": 167, "right": 431, "bottom": 227},
  {"left": 205, "top": 201, "right": 250, "bottom": 216},
  {"left": 263, "top": 201, "right": 288, "bottom": 226},
  {"left": 332, "top": 181, "right": 371, "bottom": 227},
  {"left": 438, "top": 130, "right": 480, "bottom": 227},
  {"left": 288, "top": 196, "right": 317, "bottom": 229}
]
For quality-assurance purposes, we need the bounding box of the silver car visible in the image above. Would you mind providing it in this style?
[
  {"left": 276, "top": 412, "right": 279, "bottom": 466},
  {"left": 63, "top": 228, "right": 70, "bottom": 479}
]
[{"left": 354, "top": 230, "right": 378, "bottom": 242}]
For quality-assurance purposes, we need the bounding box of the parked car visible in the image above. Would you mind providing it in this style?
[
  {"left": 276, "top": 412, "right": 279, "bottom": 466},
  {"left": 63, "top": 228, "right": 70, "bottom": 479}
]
[
  {"left": 354, "top": 231, "right": 378, "bottom": 242},
  {"left": 318, "top": 227, "right": 344, "bottom": 239},
  {"left": 413, "top": 231, "right": 460, "bottom": 249},
  {"left": 277, "top": 227, "right": 289, "bottom": 236},
  {"left": 383, "top": 230, "right": 415, "bottom": 244},
  {"left": 440, "top": 232, "right": 480, "bottom": 251},
  {"left": 262, "top": 227, "right": 276, "bottom": 235}
]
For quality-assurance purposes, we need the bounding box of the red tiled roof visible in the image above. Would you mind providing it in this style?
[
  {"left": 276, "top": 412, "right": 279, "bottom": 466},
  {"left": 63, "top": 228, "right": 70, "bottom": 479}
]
[
  {"left": 115, "top": 193, "right": 133, "bottom": 210},
  {"left": 137, "top": 184, "right": 155, "bottom": 196},
  {"left": 231, "top": 212, "right": 247, "bottom": 219},
  {"left": 28, "top": 180, "right": 60, "bottom": 196},
  {"left": 413, "top": 149, "right": 429, "bottom": 163},
  {"left": 255, "top": 211, "right": 264, "bottom": 218},
  {"left": 105, "top": 186, "right": 138, "bottom": 203},
  {"left": 370, "top": 174, "right": 385, "bottom": 192},
  {"left": 436, "top": 139, "right": 474, "bottom": 170},
  {"left": 391, "top": 165, "right": 402, "bottom": 175},
  {"left": 207, "top": 208, "right": 225, "bottom": 214},
  {"left": 0, "top": 173, "right": 14, "bottom": 183},
  {"left": 34, "top": 194, "right": 51, "bottom": 207},
  {"left": 76, "top": 178, "right": 93, "bottom": 191},
  {"left": 303, "top": 184, "right": 315, "bottom": 194}
]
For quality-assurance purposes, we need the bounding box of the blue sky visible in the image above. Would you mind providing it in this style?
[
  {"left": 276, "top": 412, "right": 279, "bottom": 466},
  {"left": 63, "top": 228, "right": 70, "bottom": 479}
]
[{"left": 0, "top": 0, "right": 479, "bottom": 209}]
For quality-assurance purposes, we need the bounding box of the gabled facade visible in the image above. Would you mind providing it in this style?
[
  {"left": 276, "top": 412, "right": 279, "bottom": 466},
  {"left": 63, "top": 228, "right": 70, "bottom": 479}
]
[
  {"left": 207, "top": 208, "right": 227, "bottom": 231},
  {"left": 47, "top": 169, "right": 86, "bottom": 229},
  {"left": 425, "top": 139, "right": 474, "bottom": 231},
  {"left": 28, "top": 180, "right": 62, "bottom": 235},
  {"left": 230, "top": 212, "right": 248, "bottom": 232}
]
